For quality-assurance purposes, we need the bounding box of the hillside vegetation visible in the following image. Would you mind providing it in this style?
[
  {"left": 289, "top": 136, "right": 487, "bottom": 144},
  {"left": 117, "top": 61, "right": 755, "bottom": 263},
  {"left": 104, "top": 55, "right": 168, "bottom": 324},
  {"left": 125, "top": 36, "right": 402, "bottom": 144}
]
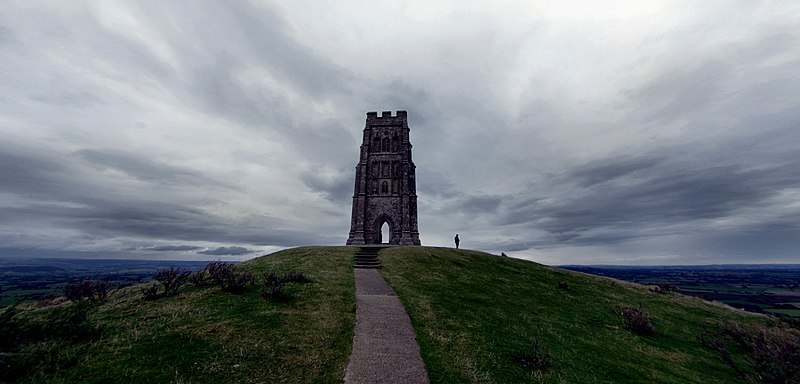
[
  {"left": 379, "top": 247, "right": 797, "bottom": 384},
  {"left": 1, "top": 246, "right": 797, "bottom": 383},
  {"left": 0, "top": 247, "right": 355, "bottom": 384}
]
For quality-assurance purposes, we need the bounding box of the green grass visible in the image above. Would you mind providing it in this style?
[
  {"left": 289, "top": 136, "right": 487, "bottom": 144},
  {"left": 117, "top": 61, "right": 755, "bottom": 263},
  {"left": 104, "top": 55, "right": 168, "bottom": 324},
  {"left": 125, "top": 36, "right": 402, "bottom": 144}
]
[
  {"left": 3, "top": 246, "right": 794, "bottom": 383},
  {"left": 378, "top": 247, "right": 774, "bottom": 384},
  {"left": 0, "top": 246, "right": 356, "bottom": 384}
]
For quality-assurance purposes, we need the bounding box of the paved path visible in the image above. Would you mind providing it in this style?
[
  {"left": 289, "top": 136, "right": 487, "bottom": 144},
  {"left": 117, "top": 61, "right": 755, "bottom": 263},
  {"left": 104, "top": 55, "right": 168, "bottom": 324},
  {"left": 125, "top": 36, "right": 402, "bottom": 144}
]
[{"left": 344, "top": 268, "right": 430, "bottom": 384}]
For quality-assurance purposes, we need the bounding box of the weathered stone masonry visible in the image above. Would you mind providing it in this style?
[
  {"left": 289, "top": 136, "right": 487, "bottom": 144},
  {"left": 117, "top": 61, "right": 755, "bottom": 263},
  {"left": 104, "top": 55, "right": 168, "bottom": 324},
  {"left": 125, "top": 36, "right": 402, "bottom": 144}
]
[{"left": 346, "top": 111, "right": 421, "bottom": 245}]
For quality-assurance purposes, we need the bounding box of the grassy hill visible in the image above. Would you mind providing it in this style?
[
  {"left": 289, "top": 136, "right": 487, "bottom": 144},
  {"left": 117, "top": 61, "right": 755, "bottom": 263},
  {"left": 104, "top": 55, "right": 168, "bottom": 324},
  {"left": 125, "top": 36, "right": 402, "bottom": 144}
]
[
  {"left": 378, "top": 247, "right": 797, "bottom": 383},
  {"left": 1, "top": 246, "right": 797, "bottom": 383},
  {"left": 0, "top": 247, "right": 356, "bottom": 383}
]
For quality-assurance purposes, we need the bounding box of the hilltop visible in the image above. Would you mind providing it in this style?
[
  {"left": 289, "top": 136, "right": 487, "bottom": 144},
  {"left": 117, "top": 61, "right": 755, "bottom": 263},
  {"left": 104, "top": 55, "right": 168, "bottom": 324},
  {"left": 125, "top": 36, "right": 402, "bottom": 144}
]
[{"left": 1, "top": 246, "right": 797, "bottom": 383}]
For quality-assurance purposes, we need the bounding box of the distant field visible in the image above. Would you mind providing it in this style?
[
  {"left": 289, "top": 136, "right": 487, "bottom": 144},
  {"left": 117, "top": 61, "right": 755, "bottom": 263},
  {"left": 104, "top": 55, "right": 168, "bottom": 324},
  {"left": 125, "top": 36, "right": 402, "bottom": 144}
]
[
  {"left": 0, "top": 258, "right": 210, "bottom": 307},
  {"left": 562, "top": 265, "right": 800, "bottom": 318}
]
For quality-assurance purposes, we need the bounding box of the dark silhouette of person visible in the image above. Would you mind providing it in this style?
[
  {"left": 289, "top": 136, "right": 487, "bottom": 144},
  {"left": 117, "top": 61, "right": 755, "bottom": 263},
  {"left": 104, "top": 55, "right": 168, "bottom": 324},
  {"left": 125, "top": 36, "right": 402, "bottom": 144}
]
[{"left": 454, "top": 234, "right": 460, "bottom": 249}]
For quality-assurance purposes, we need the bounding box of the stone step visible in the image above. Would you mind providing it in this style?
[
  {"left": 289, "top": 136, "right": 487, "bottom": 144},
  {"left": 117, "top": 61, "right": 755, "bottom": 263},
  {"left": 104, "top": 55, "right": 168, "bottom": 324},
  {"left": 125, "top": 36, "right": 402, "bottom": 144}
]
[{"left": 354, "top": 246, "right": 383, "bottom": 269}]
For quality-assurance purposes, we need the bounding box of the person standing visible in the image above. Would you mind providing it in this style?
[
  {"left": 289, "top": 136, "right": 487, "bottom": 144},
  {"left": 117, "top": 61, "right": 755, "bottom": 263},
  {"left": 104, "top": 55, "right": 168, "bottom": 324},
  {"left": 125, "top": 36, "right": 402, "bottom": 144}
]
[{"left": 454, "top": 234, "right": 460, "bottom": 249}]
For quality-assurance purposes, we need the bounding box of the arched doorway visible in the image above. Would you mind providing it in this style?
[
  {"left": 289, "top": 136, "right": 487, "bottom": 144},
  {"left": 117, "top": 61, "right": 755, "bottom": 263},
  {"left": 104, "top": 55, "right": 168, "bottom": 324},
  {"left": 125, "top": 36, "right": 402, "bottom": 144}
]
[
  {"left": 381, "top": 222, "right": 389, "bottom": 244},
  {"left": 373, "top": 216, "right": 394, "bottom": 244}
]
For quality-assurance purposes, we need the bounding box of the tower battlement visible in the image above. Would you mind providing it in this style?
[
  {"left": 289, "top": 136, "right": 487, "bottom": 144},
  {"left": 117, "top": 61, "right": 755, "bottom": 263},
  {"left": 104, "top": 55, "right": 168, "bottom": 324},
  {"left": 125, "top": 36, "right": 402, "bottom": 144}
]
[{"left": 366, "top": 110, "right": 408, "bottom": 122}]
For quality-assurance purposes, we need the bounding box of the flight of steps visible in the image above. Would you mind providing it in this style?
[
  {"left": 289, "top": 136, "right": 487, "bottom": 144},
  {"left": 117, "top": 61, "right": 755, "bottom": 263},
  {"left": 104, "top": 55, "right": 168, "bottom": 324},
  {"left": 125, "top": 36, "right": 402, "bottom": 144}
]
[{"left": 354, "top": 247, "right": 381, "bottom": 269}]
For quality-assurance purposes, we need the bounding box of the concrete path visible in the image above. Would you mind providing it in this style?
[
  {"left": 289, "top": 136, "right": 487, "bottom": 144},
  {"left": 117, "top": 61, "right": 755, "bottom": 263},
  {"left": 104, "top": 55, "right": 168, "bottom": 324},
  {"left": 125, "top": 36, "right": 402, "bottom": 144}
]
[{"left": 344, "top": 268, "right": 430, "bottom": 384}]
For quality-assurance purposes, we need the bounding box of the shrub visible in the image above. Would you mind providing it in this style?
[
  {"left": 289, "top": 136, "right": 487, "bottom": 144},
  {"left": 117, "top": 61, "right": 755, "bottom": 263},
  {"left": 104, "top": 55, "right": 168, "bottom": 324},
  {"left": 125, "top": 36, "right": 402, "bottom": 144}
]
[
  {"left": 64, "top": 279, "right": 109, "bottom": 303},
  {"left": 0, "top": 303, "right": 21, "bottom": 350},
  {"left": 188, "top": 270, "right": 208, "bottom": 286},
  {"left": 221, "top": 271, "right": 254, "bottom": 293},
  {"left": 206, "top": 261, "right": 236, "bottom": 286},
  {"left": 154, "top": 267, "right": 191, "bottom": 297},
  {"left": 557, "top": 281, "right": 570, "bottom": 291},
  {"left": 513, "top": 338, "right": 550, "bottom": 371},
  {"left": 649, "top": 283, "right": 676, "bottom": 294},
  {"left": 257, "top": 270, "right": 310, "bottom": 302},
  {"left": 44, "top": 300, "right": 99, "bottom": 341},
  {"left": 141, "top": 283, "right": 161, "bottom": 300},
  {"left": 261, "top": 272, "right": 287, "bottom": 301},
  {"left": 0, "top": 300, "right": 100, "bottom": 382},
  {"left": 280, "top": 271, "right": 309, "bottom": 284},
  {"left": 621, "top": 305, "right": 655, "bottom": 335},
  {"left": 699, "top": 321, "right": 800, "bottom": 384},
  {"left": 261, "top": 280, "right": 285, "bottom": 301},
  {"left": 264, "top": 271, "right": 279, "bottom": 286}
]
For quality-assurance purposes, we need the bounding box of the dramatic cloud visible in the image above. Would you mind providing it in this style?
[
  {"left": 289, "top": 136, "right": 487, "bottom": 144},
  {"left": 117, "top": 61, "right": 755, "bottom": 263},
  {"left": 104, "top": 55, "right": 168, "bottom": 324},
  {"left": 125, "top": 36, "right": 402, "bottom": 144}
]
[
  {"left": 143, "top": 245, "right": 203, "bottom": 252},
  {"left": 1, "top": 1, "right": 799, "bottom": 264},
  {"left": 199, "top": 246, "right": 253, "bottom": 256}
]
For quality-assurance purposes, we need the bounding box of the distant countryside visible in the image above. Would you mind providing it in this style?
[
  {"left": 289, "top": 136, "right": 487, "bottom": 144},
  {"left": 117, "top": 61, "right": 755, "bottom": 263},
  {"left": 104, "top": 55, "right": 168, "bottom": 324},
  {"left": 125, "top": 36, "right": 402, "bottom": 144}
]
[
  {"left": 563, "top": 265, "right": 800, "bottom": 318},
  {"left": 0, "top": 258, "right": 210, "bottom": 307}
]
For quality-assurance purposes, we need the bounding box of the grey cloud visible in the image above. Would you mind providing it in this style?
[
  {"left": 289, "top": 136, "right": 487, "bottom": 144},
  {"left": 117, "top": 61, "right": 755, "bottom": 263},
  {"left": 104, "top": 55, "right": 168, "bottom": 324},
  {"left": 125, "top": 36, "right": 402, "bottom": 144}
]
[
  {"left": 140, "top": 1, "right": 353, "bottom": 130},
  {"left": 417, "top": 169, "right": 459, "bottom": 198},
  {"left": 300, "top": 167, "right": 353, "bottom": 203},
  {"left": 30, "top": 89, "right": 103, "bottom": 108},
  {"left": 569, "top": 156, "right": 665, "bottom": 188},
  {"left": 0, "top": 141, "right": 332, "bottom": 250},
  {"left": 0, "top": 147, "right": 71, "bottom": 199},
  {"left": 0, "top": 24, "right": 13, "bottom": 40},
  {"left": 75, "top": 149, "right": 233, "bottom": 189},
  {"left": 501, "top": 152, "right": 800, "bottom": 248},
  {"left": 198, "top": 246, "right": 252, "bottom": 256},
  {"left": 438, "top": 194, "right": 503, "bottom": 216},
  {"left": 630, "top": 60, "right": 732, "bottom": 124},
  {"left": 143, "top": 245, "right": 202, "bottom": 252}
]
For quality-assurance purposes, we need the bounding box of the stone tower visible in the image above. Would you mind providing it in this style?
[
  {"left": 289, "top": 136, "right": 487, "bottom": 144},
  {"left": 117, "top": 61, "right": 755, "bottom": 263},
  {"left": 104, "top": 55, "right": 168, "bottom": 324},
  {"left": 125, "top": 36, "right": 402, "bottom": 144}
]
[{"left": 346, "top": 111, "right": 421, "bottom": 245}]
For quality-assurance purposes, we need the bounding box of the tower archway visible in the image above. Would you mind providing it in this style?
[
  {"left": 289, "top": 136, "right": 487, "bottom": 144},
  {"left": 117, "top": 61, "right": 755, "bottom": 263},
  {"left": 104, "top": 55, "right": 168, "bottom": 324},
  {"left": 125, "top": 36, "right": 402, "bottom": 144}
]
[{"left": 373, "top": 215, "right": 394, "bottom": 244}]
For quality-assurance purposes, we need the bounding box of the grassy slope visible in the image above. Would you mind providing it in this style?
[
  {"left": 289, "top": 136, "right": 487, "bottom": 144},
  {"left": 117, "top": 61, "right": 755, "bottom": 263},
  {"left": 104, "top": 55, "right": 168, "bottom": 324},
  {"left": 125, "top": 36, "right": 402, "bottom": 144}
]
[
  {"left": 379, "top": 247, "right": 770, "bottom": 384},
  {"left": 2, "top": 247, "right": 355, "bottom": 384},
  {"left": 3, "top": 246, "right": 786, "bottom": 383}
]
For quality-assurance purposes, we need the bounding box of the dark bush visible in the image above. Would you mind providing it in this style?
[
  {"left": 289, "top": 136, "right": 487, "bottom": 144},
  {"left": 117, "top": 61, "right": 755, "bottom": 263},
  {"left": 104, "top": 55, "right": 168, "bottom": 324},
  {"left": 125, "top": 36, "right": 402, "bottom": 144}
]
[
  {"left": 261, "top": 279, "right": 285, "bottom": 301},
  {"left": 258, "top": 271, "right": 311, "bottom": 301},
  {"left": 44, "top": 300, "right": 99, "bottom": 341},
  {"left": 141, "top": 283, "right": 161, "bottom": 300},
  {"left": 699, "top": 321, "right": 800, "bottom": 384},
  {"left": 64, "top": 279, "right": 109, "bottom": 303},
  {"left": 0, "top": 303, "right": 21, "bottom": 349},
  {"left": 513, "top": 338, "right": 550, "bottom": 371},
  {"left": 206, "top": 261, "right": 236, "bottom": 286},
  {"left": 221, "top": 271, "right": 254, "bottom": 293},
  {"left": 649, "top": 283, "right": 676, "bottom": 294},
  {"left": 261, "top": 271, "right": 292, "bottom": 301},
  {"left": 154, "top": 267, "right": 191, "bottom": 297},
  {"left": 281, "top": 271, "right": 309, "bottom": 284},
  {"left": 188, "top": 270, "right": 208, "bottom": 286},
  {"left": 621, "top": 305, "right": 655, "bottom": 335},
  {"left": 557, "top": 281, "right": 570, "bottom": 291},
  {"left": 264, "top": 271, "right": 279, "bottom": 286},
  {"left": 0, "top": 300, "right": 99, "bottom": 382}
]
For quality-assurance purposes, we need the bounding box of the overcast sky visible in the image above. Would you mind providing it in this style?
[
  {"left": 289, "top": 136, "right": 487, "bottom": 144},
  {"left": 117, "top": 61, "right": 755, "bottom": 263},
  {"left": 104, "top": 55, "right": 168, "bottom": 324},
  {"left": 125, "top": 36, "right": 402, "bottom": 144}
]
[{"left": 1, "top": 1, "right": 799, "bottom": 264}]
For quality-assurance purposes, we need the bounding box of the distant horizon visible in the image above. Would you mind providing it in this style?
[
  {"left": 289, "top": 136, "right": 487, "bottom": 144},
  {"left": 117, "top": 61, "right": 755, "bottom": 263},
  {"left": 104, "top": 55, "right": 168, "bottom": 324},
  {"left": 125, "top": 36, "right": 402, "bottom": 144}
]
[{"left": 1, "top": 250, "right": 798, "bottom": 269}]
